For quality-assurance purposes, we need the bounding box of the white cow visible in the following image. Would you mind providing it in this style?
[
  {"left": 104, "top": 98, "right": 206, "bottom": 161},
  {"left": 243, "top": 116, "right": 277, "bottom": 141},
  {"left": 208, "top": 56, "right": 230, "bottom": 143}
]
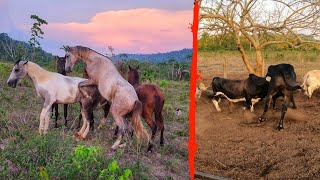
[{"left": 301, "top": 70, "right": 320, "bottom": 98}]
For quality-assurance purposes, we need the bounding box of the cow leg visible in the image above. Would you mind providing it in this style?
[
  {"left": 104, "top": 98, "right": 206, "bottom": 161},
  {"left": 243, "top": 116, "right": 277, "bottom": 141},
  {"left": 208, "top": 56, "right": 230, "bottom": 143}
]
[
  {"left": 272, "top": 92, "right": 282, "bottom": 110},
  {"left": 250, "top": 98, "right": 260, "bottom": 112},
  {"left": 290, "top": 95, "right": 297, "bottom": 109},
  {"left": 245, "top": 96, "right": 252, "bottom": 111},
  {"left": 259, "top": 95, "right": 272, "bottom": 122},
  {"left": 278, "top": 95, "right": 291, "bottom": 130},
  {"left": 212, "top": 97, "right": 221, "bottom": 112}
]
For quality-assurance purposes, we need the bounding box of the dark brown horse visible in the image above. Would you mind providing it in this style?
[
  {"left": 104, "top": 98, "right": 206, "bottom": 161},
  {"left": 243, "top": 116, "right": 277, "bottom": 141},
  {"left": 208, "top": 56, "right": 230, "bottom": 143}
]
[
  {"left": 51, "top": 56, "right": 68, "bottom": 128},
  {"left": 78, "top": 66, "right": 111, "bottom": 131},
  {"left": 128, "top": 65, "right": 165, "bottom": 147}
]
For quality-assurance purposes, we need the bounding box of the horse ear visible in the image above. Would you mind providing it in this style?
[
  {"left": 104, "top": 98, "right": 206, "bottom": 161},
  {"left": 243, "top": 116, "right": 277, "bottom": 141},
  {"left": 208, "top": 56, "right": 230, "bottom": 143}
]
[
  {"left": 23, "top": 61, "right": 28, "bottom": 65},
  {"left": 129, "top": 65, "right": 131, "bottom": 70},
  {"left": 136, "top": 66, "right": 139, "bottom": 70}
]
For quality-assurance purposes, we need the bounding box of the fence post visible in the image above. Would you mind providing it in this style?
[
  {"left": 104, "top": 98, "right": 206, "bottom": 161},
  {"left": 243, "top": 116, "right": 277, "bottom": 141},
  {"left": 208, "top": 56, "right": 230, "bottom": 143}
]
[{"left": 223, "top": 57, "right": 227, "bottom": 78}]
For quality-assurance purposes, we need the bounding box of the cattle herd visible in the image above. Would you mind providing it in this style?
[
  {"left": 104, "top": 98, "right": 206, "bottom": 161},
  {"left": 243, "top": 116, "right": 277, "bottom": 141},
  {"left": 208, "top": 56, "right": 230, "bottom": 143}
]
[{"left": 197, "top": 63, "right": 320, "bottom": 130}]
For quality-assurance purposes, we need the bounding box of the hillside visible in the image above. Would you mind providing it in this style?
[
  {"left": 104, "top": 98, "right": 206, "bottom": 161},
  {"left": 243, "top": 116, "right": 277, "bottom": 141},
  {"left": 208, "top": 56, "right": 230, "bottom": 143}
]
[
  {"left": 0, "top": 33, "right": 53, "bottom": 61},
  {"left": 0, "top": 33, "right": 192, "bottom": 63},
  {"left": 114, "top": 48, "right": 192, "bottom": 62}
]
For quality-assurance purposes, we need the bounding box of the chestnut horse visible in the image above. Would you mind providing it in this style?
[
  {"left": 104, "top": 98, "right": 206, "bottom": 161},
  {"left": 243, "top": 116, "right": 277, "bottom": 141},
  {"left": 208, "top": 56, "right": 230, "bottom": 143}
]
[
  {"left": 64, "top": 46, "right": 150, "bottom": 150},
  {"left": 128, "top": 66, "right": 165, "bottom": 146},
  {"left": 51, "top": 56, "right": 69, "bottom": 128}
]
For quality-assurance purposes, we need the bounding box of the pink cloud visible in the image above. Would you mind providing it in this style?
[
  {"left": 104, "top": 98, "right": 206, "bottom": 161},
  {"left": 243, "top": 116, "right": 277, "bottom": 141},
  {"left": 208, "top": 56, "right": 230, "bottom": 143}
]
[{"left": 44, "top": 8, "right": 192, "bottom": 53}]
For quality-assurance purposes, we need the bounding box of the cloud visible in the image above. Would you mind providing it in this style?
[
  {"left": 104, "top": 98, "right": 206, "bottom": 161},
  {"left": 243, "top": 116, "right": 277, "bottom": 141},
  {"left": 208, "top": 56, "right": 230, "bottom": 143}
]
[{"left": 44, "top": 8, "right": 192, "bottom": 54}]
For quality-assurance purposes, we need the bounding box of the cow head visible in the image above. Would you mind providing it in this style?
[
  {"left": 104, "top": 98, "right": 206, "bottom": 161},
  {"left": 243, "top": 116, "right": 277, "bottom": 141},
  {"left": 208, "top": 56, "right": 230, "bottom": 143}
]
[{"left": 248, "top": 74, "right": 268, "bottom": 86}]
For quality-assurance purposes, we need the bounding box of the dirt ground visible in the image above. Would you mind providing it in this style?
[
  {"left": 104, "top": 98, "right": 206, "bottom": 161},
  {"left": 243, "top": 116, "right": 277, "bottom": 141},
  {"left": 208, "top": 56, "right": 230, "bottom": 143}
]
[{"left": 195, "top": 52, "right": 320, "bottom": 179}]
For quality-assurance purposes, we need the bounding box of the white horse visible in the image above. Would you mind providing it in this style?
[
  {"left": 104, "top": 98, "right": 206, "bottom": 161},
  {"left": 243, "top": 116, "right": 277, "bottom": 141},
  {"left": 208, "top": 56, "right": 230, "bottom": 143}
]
[{"left": 7, "top": 60, "right": 95, "bottom": 137}]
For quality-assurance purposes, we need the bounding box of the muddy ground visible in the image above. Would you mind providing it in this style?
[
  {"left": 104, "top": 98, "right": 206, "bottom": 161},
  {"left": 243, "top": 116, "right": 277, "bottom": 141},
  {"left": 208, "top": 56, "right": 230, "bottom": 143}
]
[{"left": 195, "top": 52, "right": 320, "bottom": 179}]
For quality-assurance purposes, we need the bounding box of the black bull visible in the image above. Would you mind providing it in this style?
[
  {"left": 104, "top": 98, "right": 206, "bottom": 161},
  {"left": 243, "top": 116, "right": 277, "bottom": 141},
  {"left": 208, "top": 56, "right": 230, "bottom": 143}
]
[
  {"left": 211, "top": 74, "right": 269, "bottom": 111},
  {"left": 258, "top": 64, "right": 301, "bottom": 130}
]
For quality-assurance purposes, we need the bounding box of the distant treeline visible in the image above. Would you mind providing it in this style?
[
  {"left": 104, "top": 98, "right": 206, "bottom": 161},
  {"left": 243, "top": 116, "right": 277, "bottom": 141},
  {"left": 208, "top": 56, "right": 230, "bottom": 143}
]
[{"left": 199, "top": 32, "right": 320, "bottom": 52}]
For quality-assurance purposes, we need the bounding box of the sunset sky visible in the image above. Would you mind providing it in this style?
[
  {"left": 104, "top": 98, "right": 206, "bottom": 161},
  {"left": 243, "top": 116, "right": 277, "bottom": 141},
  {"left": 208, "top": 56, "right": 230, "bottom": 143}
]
[{"left": 0, "top": 0, "right": 193, "bottom": 55}]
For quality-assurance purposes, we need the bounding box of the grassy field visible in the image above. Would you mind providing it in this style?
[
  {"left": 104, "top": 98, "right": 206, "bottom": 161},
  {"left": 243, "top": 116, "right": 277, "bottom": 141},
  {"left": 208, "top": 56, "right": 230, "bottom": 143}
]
[{"left": 0, "top": 61, "right": 190, "bottom": 179}]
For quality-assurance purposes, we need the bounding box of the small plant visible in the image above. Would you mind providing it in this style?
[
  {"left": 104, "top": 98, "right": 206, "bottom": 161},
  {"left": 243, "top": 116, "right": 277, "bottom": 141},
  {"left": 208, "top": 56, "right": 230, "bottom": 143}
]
[
  {"left": 72, "top": 145, "right": 101, "bottom": 179},
  {"left": 98, "top": 160, "right": 132, "bottom": 180},
  {"left": 159, "top": 80, "right": 169, "bottom": 88},
  {"left": 39, "top": 166, "right": 49, "bottom": 180}
]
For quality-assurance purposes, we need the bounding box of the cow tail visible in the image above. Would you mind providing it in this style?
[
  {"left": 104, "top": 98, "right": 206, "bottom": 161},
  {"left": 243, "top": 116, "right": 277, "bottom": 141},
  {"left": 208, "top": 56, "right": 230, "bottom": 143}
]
[{"left": 282, "top": 72, "right": 301, "bottom": 91}]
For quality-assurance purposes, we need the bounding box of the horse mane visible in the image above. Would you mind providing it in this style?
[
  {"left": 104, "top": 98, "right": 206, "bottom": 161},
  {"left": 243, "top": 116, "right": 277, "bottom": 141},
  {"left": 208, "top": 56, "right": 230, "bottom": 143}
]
[{"left": 69, "top": 46, "right": 111, "bottom": 60}]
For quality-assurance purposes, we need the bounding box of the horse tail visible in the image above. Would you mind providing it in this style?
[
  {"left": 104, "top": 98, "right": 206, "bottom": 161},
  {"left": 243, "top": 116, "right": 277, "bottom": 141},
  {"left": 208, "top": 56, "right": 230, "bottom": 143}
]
[{"left": 131, "top": 100, "right": 150, "bottom": 142}]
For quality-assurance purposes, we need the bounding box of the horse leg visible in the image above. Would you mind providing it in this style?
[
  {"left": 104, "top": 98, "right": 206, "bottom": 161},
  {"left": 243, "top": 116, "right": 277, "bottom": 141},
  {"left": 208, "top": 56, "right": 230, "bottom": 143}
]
[
  {"left": 89, "top": 110, "right": 94, "bottom": 131},
  {"left": 77, "top": 102, "right": 82, "bottom": 129},
  {"left": 75, "top": 108, "right": 88, "bottom": 138},
  {"left": 142, "top": 111, "right": 156, "bottom": 146},
  {"left": 79, "top": 110, "right": 91, "bottom": 139},
  {"left": 53, "top": 103, "right": 58, "bottom": 128},
  {"left": 51, "top": 103, "right": 54, "bottom": 118},
  {"left": 110, "top": 112, "right": 125, "bottom": 150},
  {"left": 44, "top": 110, "right": 51, "bottom": 134},
  {"left": 39, "top": 100, "right": 54, "bottom": 135},
  {"left": 78, "top": 79, "right": 96, "bottom": 100},
  {"left": 98, "top": 103, "right": 111, "bottom": 129},
  {"left": 64, "top": 104, "right": 68, "bottom": 127}
]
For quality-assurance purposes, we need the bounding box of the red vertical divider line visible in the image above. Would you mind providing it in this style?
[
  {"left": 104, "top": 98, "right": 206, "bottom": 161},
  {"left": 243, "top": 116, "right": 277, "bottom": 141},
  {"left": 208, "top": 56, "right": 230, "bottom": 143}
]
[{"left": 189, "top": 1, "right": 199, "bottom": 179}]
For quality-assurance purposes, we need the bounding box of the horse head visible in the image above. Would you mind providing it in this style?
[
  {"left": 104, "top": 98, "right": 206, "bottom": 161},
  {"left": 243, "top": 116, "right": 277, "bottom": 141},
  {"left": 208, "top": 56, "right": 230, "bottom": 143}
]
[
  {"left": 7, "top": 60, "right": 29, "bottom": 88},
  {"left": 127, "top": 65, "right": 140, "bottom": 86},
  {"left": 55, "top": 56, "right": 66, "bottom": 75}
]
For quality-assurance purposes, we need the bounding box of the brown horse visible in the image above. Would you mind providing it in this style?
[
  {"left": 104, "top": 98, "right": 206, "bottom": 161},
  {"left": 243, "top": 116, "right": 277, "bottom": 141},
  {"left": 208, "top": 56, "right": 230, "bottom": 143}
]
[
  {"left": 64, "top": 46, "right": 149, "bottom": 150},
  {"left": 128, "top": 65, "right": 165, "bottom": 147},
  {"left": 78, "top": 66, "right": 111, "bottom": 131},
  {"left": 51, "top": 56, "right": 69, "bottom": 128}
]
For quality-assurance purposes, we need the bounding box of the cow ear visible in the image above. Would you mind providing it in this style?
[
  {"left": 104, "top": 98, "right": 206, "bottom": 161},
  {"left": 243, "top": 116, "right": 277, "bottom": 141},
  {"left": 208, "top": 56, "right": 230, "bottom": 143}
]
[
  {"left": 23, "top": 61, "right": 28, "bottom": 65},
  {"left": 128, "top": 65, "right": 131, "bottom": 70}
]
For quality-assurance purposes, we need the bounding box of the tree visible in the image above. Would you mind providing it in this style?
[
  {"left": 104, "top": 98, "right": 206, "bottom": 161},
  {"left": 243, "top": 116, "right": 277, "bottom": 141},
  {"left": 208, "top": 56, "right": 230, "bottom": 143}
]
[
  {"left": 0, "top": 33, "right": 16, "bottom": 60},
  {"left": 200, "top": 0, "right": 320, "bottom": 76},
  {"left": 28, "top": 15, "right": 48, "bottom": 61},
  {"left": 106, "top": 45, "right": 115, "bottom": 59}
]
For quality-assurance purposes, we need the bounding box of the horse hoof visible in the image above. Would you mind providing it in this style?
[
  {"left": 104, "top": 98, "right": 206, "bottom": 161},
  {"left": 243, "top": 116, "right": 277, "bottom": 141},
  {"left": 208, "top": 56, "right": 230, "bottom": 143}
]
[
  {"left": 74, "top": 132, "right": 80, "bottom": 137},
  {"left": 278, "top": 125, "right": 283, "bottom": 130},
  {"left": 146, "top": 147, "right": 153, "bottom": 153},
  {"left": 258, "top": 117, "right": 263, "bottom": 123}
]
